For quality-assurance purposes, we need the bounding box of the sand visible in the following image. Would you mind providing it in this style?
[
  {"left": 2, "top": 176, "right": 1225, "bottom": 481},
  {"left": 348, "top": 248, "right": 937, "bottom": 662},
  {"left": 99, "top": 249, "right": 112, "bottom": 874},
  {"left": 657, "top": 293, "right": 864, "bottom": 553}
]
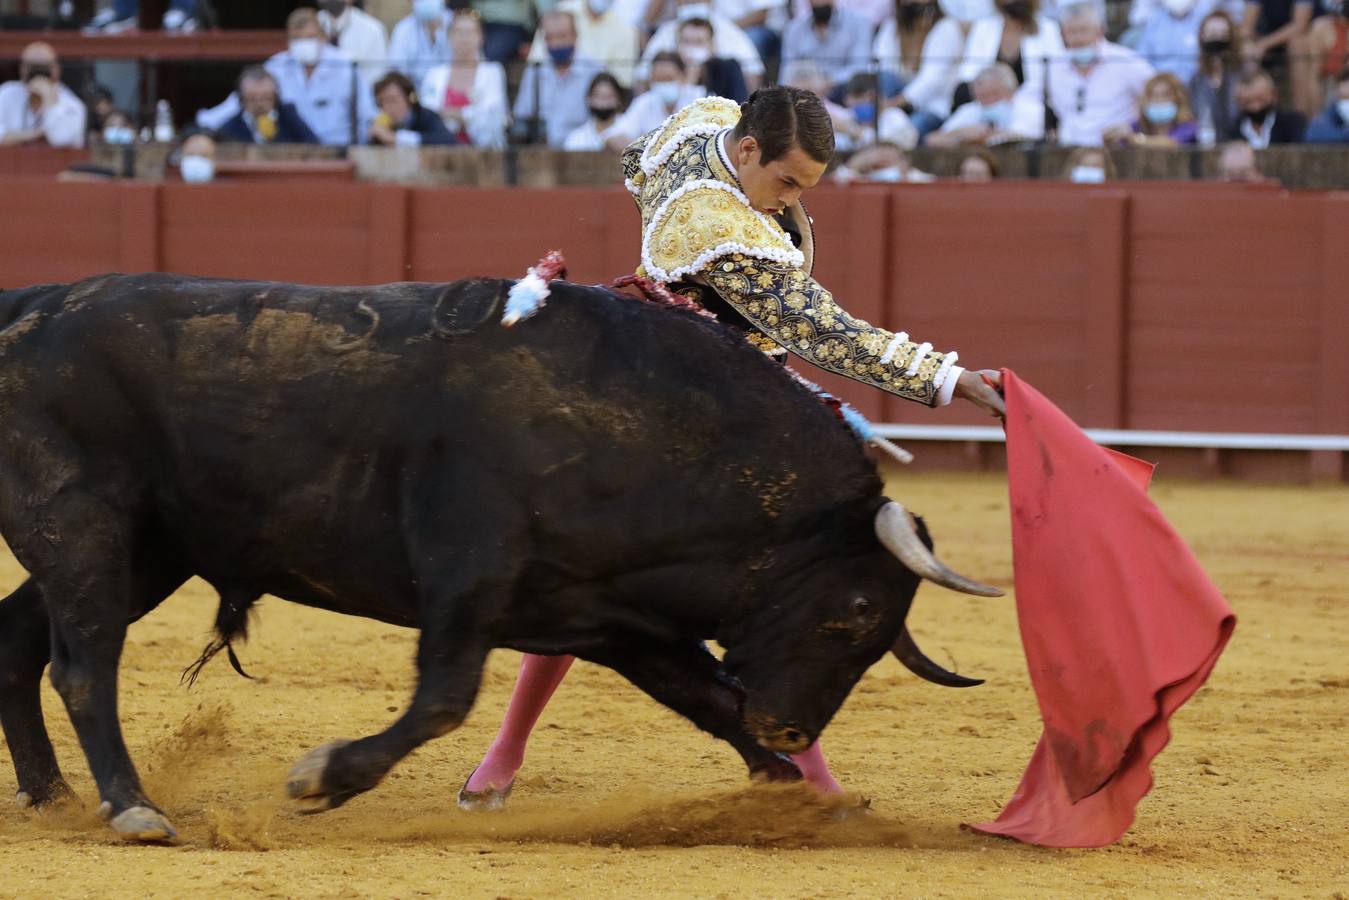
[{"left": 1, "top": 473, "right": 1346, "bottom": 899}]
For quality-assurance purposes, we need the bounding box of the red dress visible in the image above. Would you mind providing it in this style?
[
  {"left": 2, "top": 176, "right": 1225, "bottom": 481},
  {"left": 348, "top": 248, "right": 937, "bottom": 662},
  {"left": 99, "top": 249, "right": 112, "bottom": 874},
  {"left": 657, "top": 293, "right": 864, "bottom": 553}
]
[{"left": 443, "top": 85, "right": 472, "bottom": 144}]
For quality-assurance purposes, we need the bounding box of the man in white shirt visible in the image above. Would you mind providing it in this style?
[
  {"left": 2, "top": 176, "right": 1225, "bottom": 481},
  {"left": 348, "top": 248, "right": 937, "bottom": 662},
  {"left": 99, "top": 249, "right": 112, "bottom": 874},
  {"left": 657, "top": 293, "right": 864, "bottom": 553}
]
[
  {"left": 527, "top": 0, "right": 642, "bottom": 87},
  {"left": 0, "top": 42, "right": 87, "bottom": 149},
  {"left": 604, "top": 51, "right": 706, "bottom": 148},
  {"left": 636, "top": 0, "right": 765, "bottom": 89},
  {"left": 927, "top": 62, "right": 1046, "bottom": 146},
  {"left": 319, "top": 0, "right": 391, "bottom": 79},
  {"left": 1049, "top": 2, "right": 1155, "bottom": 146},
  {"left": 388, "top": 0, "right": 454, "bottom": 86}
]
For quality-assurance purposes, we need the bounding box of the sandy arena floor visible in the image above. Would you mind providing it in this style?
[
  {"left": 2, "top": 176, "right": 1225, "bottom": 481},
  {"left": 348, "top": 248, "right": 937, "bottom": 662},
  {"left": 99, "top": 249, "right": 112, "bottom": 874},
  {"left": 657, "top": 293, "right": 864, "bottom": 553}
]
[{"left": 0, "top": 473, "right": 1345, "bottom": 899}]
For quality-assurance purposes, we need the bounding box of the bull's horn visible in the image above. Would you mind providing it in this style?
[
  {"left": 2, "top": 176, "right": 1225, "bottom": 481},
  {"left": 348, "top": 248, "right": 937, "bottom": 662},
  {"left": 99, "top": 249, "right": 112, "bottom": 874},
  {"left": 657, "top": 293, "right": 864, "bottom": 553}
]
[
  {"left": 891, "top": 625, "right": 983, "bottom": 688},
  {"left": 874, "top": 501, "right": 1004, "bottom": 597}
]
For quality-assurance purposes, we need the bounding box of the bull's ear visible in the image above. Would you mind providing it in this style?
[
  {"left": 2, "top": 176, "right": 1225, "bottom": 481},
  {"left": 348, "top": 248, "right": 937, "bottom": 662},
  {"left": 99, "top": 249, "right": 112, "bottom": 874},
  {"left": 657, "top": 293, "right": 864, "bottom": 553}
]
[{"left": 891, "top": 626, "right": 983, "bottom": 688}]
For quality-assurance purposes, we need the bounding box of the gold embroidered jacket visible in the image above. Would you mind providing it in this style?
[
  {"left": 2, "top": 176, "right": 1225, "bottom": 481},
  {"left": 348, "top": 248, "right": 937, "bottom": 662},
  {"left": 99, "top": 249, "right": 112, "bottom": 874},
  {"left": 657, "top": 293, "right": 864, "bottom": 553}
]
[{"left": 621, "top": 97, "right": 964, "bottom": 407}]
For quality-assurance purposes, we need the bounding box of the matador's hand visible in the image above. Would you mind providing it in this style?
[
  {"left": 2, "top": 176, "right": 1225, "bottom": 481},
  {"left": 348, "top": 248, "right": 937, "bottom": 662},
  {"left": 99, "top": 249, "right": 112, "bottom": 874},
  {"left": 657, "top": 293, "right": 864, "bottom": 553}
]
[{"left": 954, "top": 369, "right": 1005, "bottom": 420}]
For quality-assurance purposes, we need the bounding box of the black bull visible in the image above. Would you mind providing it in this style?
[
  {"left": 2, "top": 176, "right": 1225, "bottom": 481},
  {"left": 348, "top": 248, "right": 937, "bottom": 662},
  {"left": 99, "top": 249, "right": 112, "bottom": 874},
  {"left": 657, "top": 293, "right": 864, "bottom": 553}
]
[{"left": 0, "top": 273, "right": 999, "bottom": 841}]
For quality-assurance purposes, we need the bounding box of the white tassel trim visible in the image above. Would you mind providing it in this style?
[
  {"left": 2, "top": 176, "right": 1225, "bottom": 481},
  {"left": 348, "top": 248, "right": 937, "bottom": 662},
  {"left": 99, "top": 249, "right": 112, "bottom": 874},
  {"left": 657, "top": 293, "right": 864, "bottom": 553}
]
[
  {"left": 933, "top": 351, "right": 959, "bottom": 389},
  {"left": 905, "top": 342, "right": 933, "bottom": 376},
  {"left": 879, "top": 332, "right": 908, "bottom": 365},
  {"left": 501, "top": 272, "right": 551, "bottom": 327},
  {"left": 640, "top": 179, "right": 802, "bottom": 283}
]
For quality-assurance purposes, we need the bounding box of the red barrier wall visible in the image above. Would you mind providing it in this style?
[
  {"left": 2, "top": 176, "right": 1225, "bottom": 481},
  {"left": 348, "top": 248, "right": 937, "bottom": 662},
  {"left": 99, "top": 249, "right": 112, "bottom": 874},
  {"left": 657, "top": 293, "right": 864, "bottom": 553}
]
[{"left": 3, "top": 179, "right": 1346, "bottom": 447}]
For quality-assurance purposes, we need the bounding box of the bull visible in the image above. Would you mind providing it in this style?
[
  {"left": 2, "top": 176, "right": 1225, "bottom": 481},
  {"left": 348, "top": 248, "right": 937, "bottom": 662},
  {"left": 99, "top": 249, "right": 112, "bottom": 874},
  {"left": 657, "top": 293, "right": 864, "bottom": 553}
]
[{"left": 0, "top": 273, "right": 999, "bottom": 842}]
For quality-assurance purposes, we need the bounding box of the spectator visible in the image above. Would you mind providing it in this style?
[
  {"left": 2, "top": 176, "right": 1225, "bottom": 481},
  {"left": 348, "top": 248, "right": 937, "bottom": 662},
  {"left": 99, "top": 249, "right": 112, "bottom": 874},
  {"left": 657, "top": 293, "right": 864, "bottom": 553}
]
[
  {"left": 833, "top": 141, "right": 937, "bottom": 180},
  {"left": 422, "top": 10, "right": 510, "bottom": 147},
  {"left": 473, "top": 0, "right": 539, "bottom": 62},
  {"left": 390, "top": 0, "right": 454, "bottom": 85},
  {"left": 1235, "top": 66, "right": 1306, "bottom": 143},
  {"left": 1050, "top": 2, "right": 1155, "bottom": 145},
  {"left": 1135, "top": 0, "right": 1213, "bottom": 83},
  {"left": 564, "top": 72, "right": 627, "bottom": 148},
  {"left": 218, "top": 66, "right": 321, "bottom": 145},
  {"left": 781, "top": 0, "right": 874, "bottom": 90},
  {"left": 85, "top": 0, "right": 197, "bottom": 33},
  {"left": 958, "top": 0, "right": 1064, "bottom": 110},
  {"left": 100, "top": 109, "right": 137, "bottom": 144},
  {"left": 1188, "top": 10, "right": 1244, "bottom": 141},
  {"left": 1061, "top": 144, "right": 1115, "bottom": 180},
  {"left": 176, "top": 132, "right": 218, "bottom": 184},
  {"left": 958, "top": 146, "right": 1000, "bottom": 178},
  {"left": 715, "top": 0, "right": 789, "bottom": 62},
  {"left": 87, "top": 84, "right": 117, "bottom": 132},
  {"left": 1216, "top": 137, "right": 1269, "bottom": 178},
  {"left": 0, "top": 42, "right": 87, "bottom": 148},
  {"left": 782, "top": 58, "right": 859, "bottom": 133},
  {"left": 319, "top": 0, "right": 392, "bottom": 79},
  {"left": 679, "top": 17, "right": 750, "bottom": 101},
  {"left": 605, "top": 52, "right": 706, "bottom": 147},
  {"left": 1309, "top": 1, "right": 1347, "bottom": 111},
  {"left": 1105, "top": 71, "right": 1199, "bottom": 142},
  {"left": 1241, "top": 0, "right": 1316, "bottom": 114},
  {"left": 836, "top": 72, "right": 920, "bottom": 148},
  {"left": 1305, "top": 67, "right": 1349, "bottom": 140},
  {"left": 638, "top": 0, "right": 766, "bottom": 90},
  {"left": 528, "top": 0, "right": 642, "bottom": 88},
  {"left": 514, "top": 10, "right": 602, "bottom": 146},
  {"left": 927, "top": 61, "right": 1045, "bottom": 145},
  {"left": 370, "top": 71, "right": 459, "bottom": 145},
  {"left": 876, "top": 0, "right": 987, "bottom": 138}
]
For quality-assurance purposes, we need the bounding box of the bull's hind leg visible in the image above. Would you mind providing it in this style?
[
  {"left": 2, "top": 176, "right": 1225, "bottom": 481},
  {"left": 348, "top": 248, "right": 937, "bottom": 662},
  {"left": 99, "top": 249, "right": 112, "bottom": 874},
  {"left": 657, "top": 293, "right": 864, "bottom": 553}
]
[
  {"left": 583, "top": 639, "right": 802, "bottom": 784},
  {"left": 0, "top": 579, "right": 73, "bottom": 809}
]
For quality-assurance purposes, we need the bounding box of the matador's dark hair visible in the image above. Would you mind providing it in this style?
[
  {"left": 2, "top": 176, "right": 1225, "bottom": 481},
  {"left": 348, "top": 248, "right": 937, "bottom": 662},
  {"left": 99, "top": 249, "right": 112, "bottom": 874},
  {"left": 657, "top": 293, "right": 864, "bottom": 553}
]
[{"left": 732, "top": 86, "right": 835, "bottom": 165}]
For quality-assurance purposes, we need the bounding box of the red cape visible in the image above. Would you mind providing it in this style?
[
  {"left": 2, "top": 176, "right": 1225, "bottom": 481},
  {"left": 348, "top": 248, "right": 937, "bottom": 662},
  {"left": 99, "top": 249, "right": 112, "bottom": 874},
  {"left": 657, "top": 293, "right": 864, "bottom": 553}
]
[{"left": 967, "top": 371, "right": 1236, "bottom": 848}]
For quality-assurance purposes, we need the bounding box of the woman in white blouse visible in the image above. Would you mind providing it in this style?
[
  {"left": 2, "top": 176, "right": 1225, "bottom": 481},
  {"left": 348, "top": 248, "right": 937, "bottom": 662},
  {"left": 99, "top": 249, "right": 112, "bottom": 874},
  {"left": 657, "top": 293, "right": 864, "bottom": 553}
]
[
  {"left": 874, "top": 0, "right": 993, "bottom": 135},
  {"left": 419, "top": 10, "right": 509, "bottom": 149},
  {"left": 956, "top": 0, "right": 1063, "bottom": 107}
]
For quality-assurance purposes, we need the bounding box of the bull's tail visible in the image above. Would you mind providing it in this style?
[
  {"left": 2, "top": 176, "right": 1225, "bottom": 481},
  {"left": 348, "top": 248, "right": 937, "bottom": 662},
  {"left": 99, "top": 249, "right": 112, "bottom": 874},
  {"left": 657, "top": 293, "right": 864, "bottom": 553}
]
[{"left": 181, "top": 588, "right": 260, "bottom": 688}]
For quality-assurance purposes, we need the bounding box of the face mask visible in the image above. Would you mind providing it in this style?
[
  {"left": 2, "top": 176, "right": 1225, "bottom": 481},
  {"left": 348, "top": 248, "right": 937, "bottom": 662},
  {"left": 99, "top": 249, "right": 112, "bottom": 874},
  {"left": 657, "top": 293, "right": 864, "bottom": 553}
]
[
  {"left": 980, "top": 99, "right": 1011, "bottom": 127},
  {"left": 866, "top": 166, "right": 905, "bottom": 182},
  {"left": 1000, "top": 0, "right": 1032, "bottom": 18},
  {"left": 589, "top": 104, "right": 618, "bottom": 121},
  {"left": 103, "top": 125, "right": 135, "bottom": 144},
  {"left": 1200, "top": 39, "right": 1231, "bottom": 55},
  {"left": 1068, "top": 44, "right": 1099, "bottom": 67},
  {"left": 289, "top": 38, "right": 321, "bottom": 65},
  {"left": 413, "top": 0, "right": 443, "bottom": 22},
  {"left": 898, "top": 2, "right": 934, "bottom": 24},
  {"left": 1070, "top": 165, "right": 1105, "bottom": 183},
  {"left": 1337, "top": 99, "right": 1349, "bottom": 123},
  {"left": 1163, "top": 0, "right": 1195, "bottom": 16},
  {"left": 548, "top": 45, "right": 575, "bottom": 66},
  {"left": 652, "top": 81, "right": 682, "bottom": 106},
  {"left": 677, "top": 3, "right": 711, "bottom": 20},
  {"left": 1145, "top": 101, "right": 1178, "bottom": 124},
  {"left": 319, "top": 0, "right": 346, "bottom": 16},
  {"left": 852, "top": 101, "right": 876, "bottom": 125},
  {"left": 680, "top": 44, "right": 711, "bottom": 66},
  {"left": 589, "top": 0, "right": 614, "bottom": 12},
  {"left": 938, "top": 0, "right": 994, "bottom": 21},
  {"left": 811, "top": 4, "right": 834, "bottom": 26},
  {"left": 181, "top": 154, "right": 215, "bottom": 183},
  {"left": 1244, "top": 103, "right": 1274, "bottom": 122}
]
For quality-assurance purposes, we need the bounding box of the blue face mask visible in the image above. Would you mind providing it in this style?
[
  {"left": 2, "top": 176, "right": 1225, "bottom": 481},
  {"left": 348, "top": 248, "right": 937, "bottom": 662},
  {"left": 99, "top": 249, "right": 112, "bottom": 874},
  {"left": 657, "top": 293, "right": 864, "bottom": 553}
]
[
  {"left": 1068, "top": 44, "right": 1099, "bottom": 67},
  {"left": 1145, "top": 101, "right": 1178, "bottom": 124},
  {"left": 980, "top": 99, "right": 1011, "bottom": 128},
  {"left": 548, "top": 44, "right": 576, "bottom": 66},
  {"left": 852, "top": 101, "right": 876, "bottom": 125},
  {"left": 1337, "top": 98, "right": 1349, "bottom": 123}
]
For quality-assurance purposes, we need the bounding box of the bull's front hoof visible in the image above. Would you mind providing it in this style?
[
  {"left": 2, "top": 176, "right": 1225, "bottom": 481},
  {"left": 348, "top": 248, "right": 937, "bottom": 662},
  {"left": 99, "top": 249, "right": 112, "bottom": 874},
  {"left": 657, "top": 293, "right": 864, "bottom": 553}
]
[
  {"left": 456, "top": 768, "right": 513, "bottom": 813},
  {"left": 107, "top": 805, "right": 179, "bottom": 842},
  {"left": 286, "top": 739, "right": 353, "bottom": 813},
  {"left": 15, "top": 791, "right": 32, "bottom": 809},
  {"left": 16, "top": 779, "right": 76, "bottom": 810}
]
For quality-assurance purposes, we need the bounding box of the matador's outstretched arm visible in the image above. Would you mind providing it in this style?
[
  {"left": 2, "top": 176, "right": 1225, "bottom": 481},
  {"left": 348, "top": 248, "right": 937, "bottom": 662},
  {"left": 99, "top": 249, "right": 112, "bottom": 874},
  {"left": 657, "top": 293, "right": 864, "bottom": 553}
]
[{"left": 701, "top": 253, "right": 964, "bottom": 407}]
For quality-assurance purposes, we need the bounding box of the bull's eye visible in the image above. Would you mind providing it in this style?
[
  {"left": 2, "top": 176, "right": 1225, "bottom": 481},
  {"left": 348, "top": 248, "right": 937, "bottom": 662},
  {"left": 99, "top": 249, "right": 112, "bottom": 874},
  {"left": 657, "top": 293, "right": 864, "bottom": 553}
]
[{"left": 851, "top": 596, "right": 871, "bottom": 617}]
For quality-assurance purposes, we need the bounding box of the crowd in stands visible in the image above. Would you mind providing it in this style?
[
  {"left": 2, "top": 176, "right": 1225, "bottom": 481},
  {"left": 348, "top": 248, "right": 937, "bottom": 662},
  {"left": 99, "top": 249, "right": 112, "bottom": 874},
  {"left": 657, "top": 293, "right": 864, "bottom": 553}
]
[{"left": 4, "top": 0, "right": 1349, "bottom": 181}]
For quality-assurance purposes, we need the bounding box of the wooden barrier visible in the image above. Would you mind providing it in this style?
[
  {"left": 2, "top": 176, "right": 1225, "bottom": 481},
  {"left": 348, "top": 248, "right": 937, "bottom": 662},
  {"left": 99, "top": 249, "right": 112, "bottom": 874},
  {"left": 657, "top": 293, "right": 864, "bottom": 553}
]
[{"left": 1, "top": 178, "right": 1344, "bottom": 479}]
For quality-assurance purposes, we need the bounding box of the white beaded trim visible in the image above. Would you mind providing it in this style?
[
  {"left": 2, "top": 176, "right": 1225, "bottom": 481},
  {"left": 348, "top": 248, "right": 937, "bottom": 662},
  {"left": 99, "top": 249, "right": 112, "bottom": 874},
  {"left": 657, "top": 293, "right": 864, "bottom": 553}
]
[
  {"left": 933, "top": 351, "right": 960, "bottom": 389},
  {"left": 905, "top": 342, "right": 933, "bottom": 376},
  {"left": 879, "top": 332, "right": 908, "bottom": 365},
  {"left": 638, "top": 98, "right": 741, "bottom": 177},
  {"left": 640, "top": 179, "right": 803, "bottom": 283},
  {"left": 624, "top": 176, "right": 642, "bottom": 196}
]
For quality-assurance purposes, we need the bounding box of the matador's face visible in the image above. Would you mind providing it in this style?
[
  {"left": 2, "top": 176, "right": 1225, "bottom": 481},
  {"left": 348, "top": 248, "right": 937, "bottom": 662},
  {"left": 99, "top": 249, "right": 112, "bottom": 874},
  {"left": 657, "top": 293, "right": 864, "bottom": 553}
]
[{"left": 733, "top": 137, "right": 827, "bottom": 218}]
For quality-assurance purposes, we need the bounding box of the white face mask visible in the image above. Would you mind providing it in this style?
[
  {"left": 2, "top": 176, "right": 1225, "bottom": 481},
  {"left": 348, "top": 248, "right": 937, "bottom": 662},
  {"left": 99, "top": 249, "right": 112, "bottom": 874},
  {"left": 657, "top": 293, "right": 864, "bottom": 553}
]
[
  {"left": 414, "top": 0, "right": 443, "bottom": 21},
  {"left": 937, "top": 0, "right": 993, "bottom": 21},
  {"left": 866, "top": 165, "right": 905, "bottom": 182},
  {"left": 103, "top": 125, "right": 136, "bottom": 144},
  {"left": 180, "top": 154, "right": 215, "bottom": 183},
  {"left": 1337, "top": 98, "right": 1349, "bottom": 123},
  {"left": 680, "top": 44, "right": 712, "bottom": 66},
  {"left": 289, "top": 37, "right": 322, "bottom": 65},
  {"left": 1163, "top": 0, "right": 1196, "bottom": 15},
  {"left": 1070, "top": 165, "right": 1105, "bottom": 183},
  {"left": 652, "top": 81, "right": 682, "bottom": 106},
  {"left": 677, "top": 3, "right": 712, "bottom": 21},
  {"left": 589, "top": 0, "right": 614, "bottom": 12}
]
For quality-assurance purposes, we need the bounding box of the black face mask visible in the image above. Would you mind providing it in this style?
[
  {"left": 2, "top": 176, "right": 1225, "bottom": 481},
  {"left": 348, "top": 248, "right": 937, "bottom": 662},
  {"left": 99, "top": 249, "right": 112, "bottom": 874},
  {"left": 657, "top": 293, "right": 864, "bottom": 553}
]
[
  {"left": 589, "top": 105, "right": 618, "bottom": 121},
  {"left": 22, "top": 64, "right": 53, "bottom": 83},
  {"left": 1200, "top": 39, "right": 1231, "bottom": 55},
  {"left": 811, "top": 4, "right": 834, "bottom": 26},
  {"left": 898, "top": 2, "right": 935, "bottom": 25},
  {"left": 1244, "top": 103, "right": 1274, "bottom": 122},
  {"left": 1000, "top": 0, "right": 1032, "bottom": 19}
]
